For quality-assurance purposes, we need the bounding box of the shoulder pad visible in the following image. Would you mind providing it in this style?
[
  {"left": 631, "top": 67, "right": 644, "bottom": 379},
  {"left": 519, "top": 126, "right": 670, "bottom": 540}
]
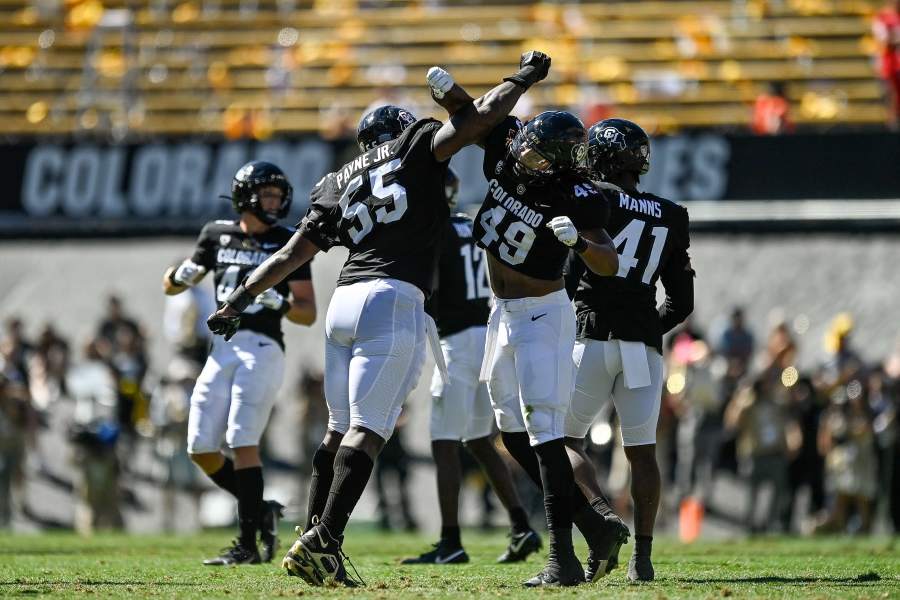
[{"left": 592, "top": 181, "right": 624, "bottom": 193}]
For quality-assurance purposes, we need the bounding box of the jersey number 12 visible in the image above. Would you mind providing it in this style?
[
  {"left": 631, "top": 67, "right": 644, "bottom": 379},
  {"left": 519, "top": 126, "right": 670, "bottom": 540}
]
[{"left": 459, "top": 242, "right": 490, "bottom": 300}]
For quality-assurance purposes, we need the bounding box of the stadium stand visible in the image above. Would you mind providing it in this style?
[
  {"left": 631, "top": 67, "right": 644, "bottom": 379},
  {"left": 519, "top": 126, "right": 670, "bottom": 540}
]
[{"left": 0, "top": 0, "right": 888, "bottom": 136}]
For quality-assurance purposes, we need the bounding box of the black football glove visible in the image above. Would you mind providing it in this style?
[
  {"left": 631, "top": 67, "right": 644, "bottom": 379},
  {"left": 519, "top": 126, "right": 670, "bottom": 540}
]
[
  {"left": 503, "top": 50, "right": 551, "bottom": 91},
  {"left": 207, "top": 310, "right": 240, "bottom": 341}
]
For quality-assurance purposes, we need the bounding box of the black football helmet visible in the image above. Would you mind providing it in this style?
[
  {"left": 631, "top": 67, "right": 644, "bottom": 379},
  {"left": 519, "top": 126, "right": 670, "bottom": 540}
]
[
  {"left": 508, "top": 111, "right": 588, "bottom": 183},
  {"left": 587, "top": 118, "right": 650, "bottom": 181},
  {"left": 231, "top": 160, "right": 293, "bottom": 225},
  {"left": 444, "top": 167, "right": 460, "bottom": 209},
  {"left": 357, "top": 105, "right": 417, "bottom": 151}
]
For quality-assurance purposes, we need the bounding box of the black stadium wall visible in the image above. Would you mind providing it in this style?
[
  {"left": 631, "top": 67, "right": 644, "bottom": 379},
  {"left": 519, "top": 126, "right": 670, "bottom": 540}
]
[{"left": 0, "top": 132, "right": 898, "bottom": 237}]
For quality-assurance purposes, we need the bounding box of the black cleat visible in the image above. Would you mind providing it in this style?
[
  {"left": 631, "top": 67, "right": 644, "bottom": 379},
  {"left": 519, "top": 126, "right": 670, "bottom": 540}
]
[
  {"left": 522, "top": 545, "right": 584, "bottom": 588},
  {"left": 606, "top": 539, "right": 622, "bottom": 574},
  {"left": 401, "top": 540, "right": 469, "bottom": 565},
  {"left": 627, "top": 553, "right": 654, "bottom": 582},
  {"left": 282, "top": 523, "right": 363, "bottom": 587},
  {"left": 497, "top": 529, "right": 542, "bottom": 563},
  {"left": 259, "top": 500, "right": 285, "bottom": 563},
  {"left": 603, "top": 512, "right": 629, "bottom": 575},
  {"left": 584, "top": 513, "right": 630, "bottom": 582},
  {"left": 202, "top": 539, "right": 261, "bottom": 566}
]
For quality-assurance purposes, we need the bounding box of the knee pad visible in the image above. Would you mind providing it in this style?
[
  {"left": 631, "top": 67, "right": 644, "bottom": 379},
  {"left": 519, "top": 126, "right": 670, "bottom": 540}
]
[
  {"left": 618, "top": 390, "right": 661, "bottom": 447},
  {"left": 620, "top": 417, "right": 659, "bottom": 447},
  {"left": 523, "top": 403, "right": 563, "bottom": 446},
  {"left": 493, "top": 398, "right": 526, "bottom": 433},
  {"left": 328, "top": 412, "right": 350, "bottom": 435}
]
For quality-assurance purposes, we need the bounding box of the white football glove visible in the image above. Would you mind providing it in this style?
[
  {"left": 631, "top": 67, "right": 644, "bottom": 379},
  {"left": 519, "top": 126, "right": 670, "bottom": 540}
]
[
  {"left": 172, "top": 260, "right": 205, "bottom": 286},
  {"left": 254, "top": 288, "right": 286, "bottom": 311},
  {"left": 426, "top": 66, "right": 454, "bottom": 99},
  {"left": 547, "top": 216, "right": 580, "bottom": 247}
]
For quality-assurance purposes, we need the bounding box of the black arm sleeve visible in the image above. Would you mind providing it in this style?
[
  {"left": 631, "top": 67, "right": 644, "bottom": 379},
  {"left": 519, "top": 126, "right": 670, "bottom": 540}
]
[{"left": 658, "top": 208, "right": 694, "bottom": 334}]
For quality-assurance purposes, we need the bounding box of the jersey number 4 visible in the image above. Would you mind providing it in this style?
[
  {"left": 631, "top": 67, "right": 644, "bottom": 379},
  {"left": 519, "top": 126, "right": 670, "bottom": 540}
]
[
  {"left": 612, "top": 218, "right": 668, "bottom": 284},
  {"left": 216, "top": 265, "right": 264, "bottom": 314},
  {"left": 339, "top": 159, "right": 407, "bottom": 244}
]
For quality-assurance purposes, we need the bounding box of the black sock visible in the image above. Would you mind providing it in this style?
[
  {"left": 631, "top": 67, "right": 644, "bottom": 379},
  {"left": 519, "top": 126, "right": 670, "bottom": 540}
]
[
  {"left": 548, "top": 526, "right": 575, "bottom": 558},
  {"left": 634, "top": 535, "right": 653, "bottom": 556},
  {"left": 306, "top": 444, "right": 337, "bottom": 530},
  {"left": 208, "top": 457, "right": 238, "bottom": 498},
  {"left": 590, "top": 492, "right": 613, "bottom": 517},
  {"left": 570, "top": 487, "right": 612, "bottom": 540},
  {"left": 533, "top": 438, "right": 575, "bottom": 533},
  {"left": 500, "top": 431, "right": 543, "bottom": 489},
  {"left": 320, "top": 447, "right": 374, "bottom": 537},
  {"left": 440, "top": 525, "right": 462, "bottom": 548},
  {"left": 508, "top": 506, "right": 531, "bottom": 534},
  {"left": 235, "top": 466, "right": 264, "bottom": 549},
  {"left": 502, "top": 432, "right": 596, "bottom": 538}
]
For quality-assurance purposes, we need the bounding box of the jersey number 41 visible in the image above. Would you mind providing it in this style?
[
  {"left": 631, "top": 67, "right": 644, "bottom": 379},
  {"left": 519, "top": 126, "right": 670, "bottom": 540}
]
[{"left": 612, "top": 218, "right": 669, "bottom": 284}]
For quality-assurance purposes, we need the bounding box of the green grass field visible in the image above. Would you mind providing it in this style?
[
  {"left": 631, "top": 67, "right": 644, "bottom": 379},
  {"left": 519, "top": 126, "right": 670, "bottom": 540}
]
[{"left": 0, "top": 528, "right": 897, "bottom": 599}]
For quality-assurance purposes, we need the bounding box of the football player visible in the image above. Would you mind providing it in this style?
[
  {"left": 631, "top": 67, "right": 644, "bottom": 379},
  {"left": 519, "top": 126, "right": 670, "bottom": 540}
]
[
  {"left": 564, "top": 119, "right": 694, "bottom": 582},
  {"left": 402, "top": 168, "right": 541, "bottom": 566},
  {"left": 162, "top": 161, "right": 317, "bottom": 565},
  {"left": 206, "top": 51, "right": 552, "bottom": 587},
  {"left": 430, "top": 77, "right": 630, "bottom": 587}
]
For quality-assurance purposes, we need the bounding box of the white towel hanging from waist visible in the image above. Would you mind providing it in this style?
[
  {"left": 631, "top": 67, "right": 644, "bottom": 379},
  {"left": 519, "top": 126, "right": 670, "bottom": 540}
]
[
  {"left": 425, "top": 315, "right": 449, "bottom": 386},
  {"left": 619, "top": 340, "right": 651, "bottom": 389},
  {"left": 479, "top": 307, "right": 500, "bottom": 382}
]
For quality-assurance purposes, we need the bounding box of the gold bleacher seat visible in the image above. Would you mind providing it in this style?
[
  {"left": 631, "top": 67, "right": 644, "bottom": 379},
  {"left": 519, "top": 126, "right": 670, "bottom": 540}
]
[{"left": 0, "top": 0, "right": 886, "bottom": 135}]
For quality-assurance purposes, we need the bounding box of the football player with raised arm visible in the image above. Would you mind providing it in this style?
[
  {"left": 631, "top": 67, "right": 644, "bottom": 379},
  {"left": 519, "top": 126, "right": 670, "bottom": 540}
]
[
  {"left": 163, "top": 161, "right": 316, "bottom": 566},
  {"left": 206, "top": 51, "right": 552, "bottom": 587},
  {"left": 564, "top": 119, "right": 694, "bottom": 582},
  {"left": 429, "top": 73, "right": 629, "bottom": 587},
  {"left": 402, "top": 169, "right": 542, "bottom": 566}
]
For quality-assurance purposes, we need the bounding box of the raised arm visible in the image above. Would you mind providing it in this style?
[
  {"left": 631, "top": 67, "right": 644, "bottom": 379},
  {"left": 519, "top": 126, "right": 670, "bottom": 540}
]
[
  {"left": 427, "top": 67, "right": 475, "bottom": 117},
  {"left": 429, "top": 51, "right": 551, "bottom": 163}
]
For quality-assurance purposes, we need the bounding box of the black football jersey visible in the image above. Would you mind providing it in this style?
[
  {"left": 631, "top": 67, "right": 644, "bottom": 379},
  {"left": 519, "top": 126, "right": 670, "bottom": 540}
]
[
  {"left": 428, "top": 214, "right": 491, "bottom": 337},
  {"left": 191, "top": 219, "right": 311, "bottom": 348},
  {"left": 473, "top": 117, "right": 610, "bottom": 281},
  {"left": 566, "top": 187, "right": 691, "bottom": 353},
  {"left": 297, "top": 118, "right": 450, "bottom": 295}
]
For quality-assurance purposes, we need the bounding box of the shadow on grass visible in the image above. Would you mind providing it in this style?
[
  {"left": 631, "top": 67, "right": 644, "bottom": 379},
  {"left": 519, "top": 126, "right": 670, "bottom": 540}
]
[
  {"left": 673, "top": 572, "right": 883, "bottom": 585},
  {"left": 0, "top": 549, "right": 110, "bottom": 556},
  {"left": 0, "top": 581, "right": 203, "bottom": 587}
]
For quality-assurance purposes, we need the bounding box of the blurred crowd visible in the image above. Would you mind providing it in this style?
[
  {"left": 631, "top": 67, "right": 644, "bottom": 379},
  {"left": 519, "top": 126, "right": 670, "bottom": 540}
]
[
  {"left": 2, "top": 298, "right": 899, "bottom": 538},
  {"left": 0, "top": 296, "right": 147, "bottom": 533},
  {"left": 586, "top": 308, "right": 900, "bottom": 537},
  {"left": 0, "top": 288, "right": 428, "bottom": 536}
]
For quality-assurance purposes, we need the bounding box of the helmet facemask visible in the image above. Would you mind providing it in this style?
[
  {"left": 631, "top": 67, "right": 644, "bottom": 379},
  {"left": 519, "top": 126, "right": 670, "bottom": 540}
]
[
  {"left": 250, "top": 182, "right": 292, "bottom": 225},
  {"left": 508, "top": 132, "right": 556, "bottom": 183}
]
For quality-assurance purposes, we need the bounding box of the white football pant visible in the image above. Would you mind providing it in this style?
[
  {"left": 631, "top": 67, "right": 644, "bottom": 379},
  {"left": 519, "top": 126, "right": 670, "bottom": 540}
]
[
  {"left": 187, "top": 329, "right": 285, "bottom": 453},
  {"left": 324, "top": 278, "right": 427, "bottom": 441}
]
